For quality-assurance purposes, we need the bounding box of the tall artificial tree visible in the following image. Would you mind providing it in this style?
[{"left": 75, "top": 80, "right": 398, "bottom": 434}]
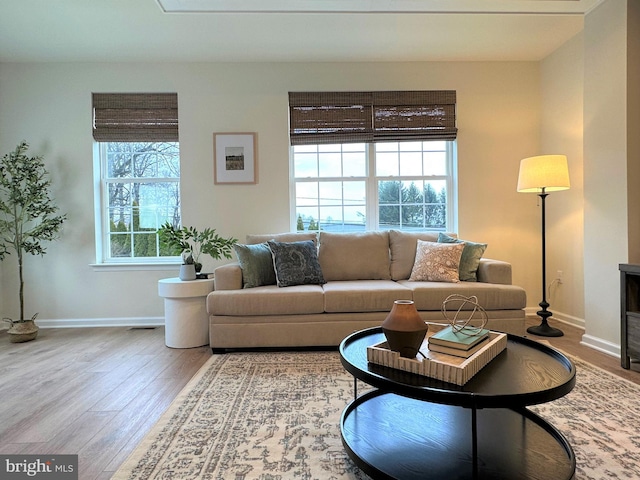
[{"left": 0, "top": 141, "right": 66, "bottom": 324}]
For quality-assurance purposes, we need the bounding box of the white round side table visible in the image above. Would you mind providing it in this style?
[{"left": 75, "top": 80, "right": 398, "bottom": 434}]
[{"left": 158, "top": 277, "right": 215, "bottom": 348}]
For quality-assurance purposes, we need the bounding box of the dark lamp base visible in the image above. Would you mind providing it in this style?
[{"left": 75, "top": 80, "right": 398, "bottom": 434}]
[{"left": 527, "top": 322, "right": 564, "bottom": 337}]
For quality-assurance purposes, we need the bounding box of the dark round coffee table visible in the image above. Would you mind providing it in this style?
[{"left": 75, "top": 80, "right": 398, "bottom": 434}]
[{"left": 339, "top": 327, "right": 577, "bottom": 480}]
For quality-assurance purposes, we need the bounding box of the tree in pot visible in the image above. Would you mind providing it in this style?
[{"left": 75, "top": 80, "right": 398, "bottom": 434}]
[
  {"left": 157, "top": 222, "right": 236, "bottom": 280},
  {"left": 0, "top": 141, "right": 67, "bottom": 342}
]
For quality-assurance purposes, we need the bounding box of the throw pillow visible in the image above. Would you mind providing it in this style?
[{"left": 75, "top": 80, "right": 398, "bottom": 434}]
[
  {"left": 438, "top": 233, "right": 488, "bottom": 282},
  {"left": 234, "top": 243, "right": 277, "bottom": 288},
  {"left": 388, "top": 230, "right": 453, "bottom": 280},
  {"left": 267, "top": 240, "right": 326, "bottom": 287},
  {"left": 408, "top": 240, "right": 465, "bottom": 283},
  {"left": 318, "top": 231, "right": 391, "bottom": 281}
]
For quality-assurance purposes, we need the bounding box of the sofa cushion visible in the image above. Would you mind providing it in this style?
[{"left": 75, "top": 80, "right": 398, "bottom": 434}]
[
  {"left": 246, "top": 232, "right": 318, "bottom": 245},
  {"left": 438, "top": 233, "right": 487, "bottom": 282},
  {"left": 233, "top": 242, "right": 276, "bottom": 288},
  {"left": 409, "top": 240, "right": 464, "bottom": 283},
  {"left": 318, "top": 231, "right": 391, "bottom": 281},
  {"left": 208, "top": 284, "right": 325, "bottom": 316},
  {"left": 398, "top": 280, "right": 527, "bottom": 311},
  {"left": 389, "top": 230, "right": 457, "bottom": 281},
  {"left": 323, "top": 280, "right": 412, "bottom": 313},
  {"left": 267, "top": 240, "right": 325, "bottom": 287}
]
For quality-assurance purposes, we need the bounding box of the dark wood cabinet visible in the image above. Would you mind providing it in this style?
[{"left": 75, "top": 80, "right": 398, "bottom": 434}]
[{"left": 620, "top": 264, "right": 640, "bottom": 368}]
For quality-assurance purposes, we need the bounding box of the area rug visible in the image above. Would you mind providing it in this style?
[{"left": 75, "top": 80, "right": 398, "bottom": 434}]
[{"left": 113, "top": 351, "right": 640, "bottom": 480}]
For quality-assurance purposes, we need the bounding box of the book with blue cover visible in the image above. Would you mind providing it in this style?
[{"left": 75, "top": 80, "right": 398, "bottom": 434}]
[{"left": 428, "top": 326, "right": 490, "bottom": 350}]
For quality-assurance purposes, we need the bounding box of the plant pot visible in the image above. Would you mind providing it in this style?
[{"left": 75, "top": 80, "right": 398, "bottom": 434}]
[
  {"left": 179, "top": 264, "right": 197, "bottom": 281},
  {"left": 382, "top": 300, "right": 428, "bottom": 358},
  {"left": 7, "top": 319, "right": 39, "bottom": 343}
]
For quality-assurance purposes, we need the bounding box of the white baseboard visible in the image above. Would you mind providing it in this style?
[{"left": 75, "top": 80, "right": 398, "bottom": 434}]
[
  {"left": 524, "top": 308, "right": 620, "bottom": 358},
  {"left": 35, "top": 317, "right": 165, "bottom": 329},
  {"left": 523, "top": 307, "right": 585, "bottom": 329},
  {"left": 551, "top": 312, "right": 585, "bottom": 330},
  {"left": 579, "top": 334, "right": 620, "bottom": 358}
]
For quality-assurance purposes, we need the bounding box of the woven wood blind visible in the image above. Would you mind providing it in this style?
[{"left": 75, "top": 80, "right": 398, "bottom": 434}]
[
  {"left": 289, "top": 90, "right": 456, "bottom": 145},
  {"left": 92, "top": 93, "right": 179, "bottom": 142}
]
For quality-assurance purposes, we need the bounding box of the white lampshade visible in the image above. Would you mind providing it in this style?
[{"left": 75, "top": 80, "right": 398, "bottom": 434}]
[{"left": 517, "top": 155, "right": 570, "bottom": 193}]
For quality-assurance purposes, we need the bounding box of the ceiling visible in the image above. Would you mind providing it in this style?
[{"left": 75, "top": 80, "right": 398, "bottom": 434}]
[{"left": 0, "top": 0, "right": 603, "bottom": 63}]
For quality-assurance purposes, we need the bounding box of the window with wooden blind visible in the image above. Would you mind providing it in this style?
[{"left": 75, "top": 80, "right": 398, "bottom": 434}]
[
  {"left": 92, "top": 93, "right": 181, "bottom": 265},
  {"left": 289, "top": 91, "right": 457, "bottom": 233}
]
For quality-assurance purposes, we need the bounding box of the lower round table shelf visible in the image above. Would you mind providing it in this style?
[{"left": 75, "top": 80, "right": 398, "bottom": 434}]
[
  {"left": 158, "top": 277, "right": 214, "bottom": 348},
  {"left": 341, "top": 390, "right": 574, "bottom": 480}
]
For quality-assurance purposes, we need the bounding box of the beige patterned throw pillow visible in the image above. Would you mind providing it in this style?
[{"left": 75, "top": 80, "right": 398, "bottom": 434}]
[{"left": 408, "top": 240, "right": 465, "bottom": 283}]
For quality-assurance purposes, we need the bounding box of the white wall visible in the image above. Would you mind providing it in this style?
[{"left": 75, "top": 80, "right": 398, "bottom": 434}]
[
  {"left": 628, "top": 0, "right": 640, "bottom": 264},
  {"left": 0, "top": 61, "right": 542, "bottom": 326},
  {"left": 540, "top": 32, "right": 585, "bottom": 326},
  {"left": 583, "top": 0, "right": 628, "bottom": 351}
]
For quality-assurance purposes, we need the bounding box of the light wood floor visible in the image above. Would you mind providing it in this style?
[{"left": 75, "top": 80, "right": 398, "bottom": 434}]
[
  {"left": 0, "top": 319, "right": 638, "bottom": 479},
  {"left": 0, "top": 326, "right": 212, "bottom": 479}
]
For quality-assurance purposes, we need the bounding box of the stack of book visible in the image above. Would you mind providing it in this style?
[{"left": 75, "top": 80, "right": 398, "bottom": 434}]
[{"left": 428, "top": 326, "right": 490, "bottom": 358}]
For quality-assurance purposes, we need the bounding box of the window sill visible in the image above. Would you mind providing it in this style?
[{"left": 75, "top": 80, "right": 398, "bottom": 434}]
[{"left": 90, "top": 262, "right": 180, "bottom": 272}]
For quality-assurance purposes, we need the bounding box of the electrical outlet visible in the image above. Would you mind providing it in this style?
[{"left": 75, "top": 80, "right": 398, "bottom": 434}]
[{"left": 556, "top": 270, "right": 563, "bottom": 284}]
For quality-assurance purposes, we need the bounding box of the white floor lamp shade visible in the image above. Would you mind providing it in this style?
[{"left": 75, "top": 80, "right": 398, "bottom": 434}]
[{"left": 518, "top": 155, "right": 570, "bottom": 193}]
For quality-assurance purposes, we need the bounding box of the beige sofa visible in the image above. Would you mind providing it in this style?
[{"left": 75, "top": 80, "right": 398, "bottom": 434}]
[{"left": 207, "top": 230, "right": 526, "bottom": 351}]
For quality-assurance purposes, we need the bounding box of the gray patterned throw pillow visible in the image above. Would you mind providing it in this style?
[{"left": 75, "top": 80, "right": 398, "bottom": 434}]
[{"left": 267, "top": 240, "right": 325, "bottom": 287}]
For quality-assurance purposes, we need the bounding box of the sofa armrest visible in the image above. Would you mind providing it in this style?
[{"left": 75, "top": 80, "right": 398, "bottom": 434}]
[
  {"left": 214, "top": 263, "right": 243, "bottom": 290},
  {"left": 476, "top": 258, "right": 512, "bottom": 285}
]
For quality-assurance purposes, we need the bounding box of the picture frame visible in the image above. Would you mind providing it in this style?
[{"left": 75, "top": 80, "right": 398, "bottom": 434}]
[{"left": 213, "top": 132, "right": 257, "bottom": 184}]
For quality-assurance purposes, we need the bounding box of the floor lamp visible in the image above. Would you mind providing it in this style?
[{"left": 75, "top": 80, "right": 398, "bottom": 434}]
[{"left": 517, "top": 154, "right": 570, "bottom": 337}]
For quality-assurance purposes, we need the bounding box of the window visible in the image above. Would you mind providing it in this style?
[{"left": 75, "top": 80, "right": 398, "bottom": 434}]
[
  {"left": 292, "top": 141, "right": 455, "bottom": 232},
  {"left": 289, "top": 91, "right": 457, "bottom": 233},
  {"left": 92, "top": 93, "right": 180, "bottom": 264},
  {"left": 97, "top": 142, "right": 180, "bottom": 261}
]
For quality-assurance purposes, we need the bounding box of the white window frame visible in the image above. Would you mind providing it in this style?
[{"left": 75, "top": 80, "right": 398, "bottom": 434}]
[
  {"left": 290, "top": 141, "right": 457, "bottom": 232},
  {"left": 92, "top": 142, "right": 182, "bottom": 268}
]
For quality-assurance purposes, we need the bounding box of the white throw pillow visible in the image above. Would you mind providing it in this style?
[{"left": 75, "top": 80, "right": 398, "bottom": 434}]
[{"left": 408, "top": 240, "right": 465, "bottom": 283}]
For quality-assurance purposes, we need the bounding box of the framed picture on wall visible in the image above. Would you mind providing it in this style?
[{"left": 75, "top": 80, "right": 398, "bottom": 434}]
[{"left": 213, "top": 132, "right": 257, "bottom": 184}]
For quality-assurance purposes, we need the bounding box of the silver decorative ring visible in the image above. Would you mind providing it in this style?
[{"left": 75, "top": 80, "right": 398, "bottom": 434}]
[{"left": 441, "top": 294, "right": 488, "bottom": 336}]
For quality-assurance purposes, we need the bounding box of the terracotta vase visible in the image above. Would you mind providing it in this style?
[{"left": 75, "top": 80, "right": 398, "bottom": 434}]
[
  {"left": 7, "top": 319, "right": 39, "bottom": 343},
  {"left": 382, "top": 300, "right": 428, "bottom": 358}
]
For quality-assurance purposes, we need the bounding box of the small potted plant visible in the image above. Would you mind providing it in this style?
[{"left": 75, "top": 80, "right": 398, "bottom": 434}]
[
  {"left": 0, "top": 141, "right": 67, "bottom": 342},
  {"left": 158, "top": 222, "right": 237, "bottom": 280},
  {"left": 179, "top": 251, "right": 197, "bottom": 280}
]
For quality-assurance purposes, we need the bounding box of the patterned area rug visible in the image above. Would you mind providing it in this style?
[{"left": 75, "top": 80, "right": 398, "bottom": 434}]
[{"left": 113, "top": 351, "right": 640, "bottom": 480}]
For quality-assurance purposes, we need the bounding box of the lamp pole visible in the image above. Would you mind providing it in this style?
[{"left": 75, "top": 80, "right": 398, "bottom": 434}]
[{"left": 527, "top": 187, "right": 564, "bottom": 337}]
